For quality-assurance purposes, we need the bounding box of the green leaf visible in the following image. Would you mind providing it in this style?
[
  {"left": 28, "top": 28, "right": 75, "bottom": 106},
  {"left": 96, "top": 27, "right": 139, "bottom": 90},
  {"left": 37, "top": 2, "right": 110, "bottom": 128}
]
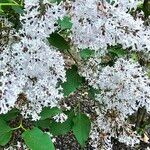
[
  {"left": 0, "top": 0, "right": 19, "bottom": 4},
  {"left": 35, "top": 119, "right": 51, "bottom": 129},
  {"left": 142, "top": 0, "right": 150, "bottom": 18},
  {"left": 22, "top": 127, "right": 55, "bottom": 150},
  {"left": 11, "top": 5, "right": 24, "bottom": 14},
  {"left": 88, "top": 86, "right": 100, "bottom": 100},
  {"left": 48, "top": 32, "right": 70, "bottom": 52},
  {"left": 109, "top": 47, "right": 127, "bottom": 57},
  {"left": 0, "top": 132, "right": 12, "bottom": 146},
  {"left": 62, "top": 65, "right": 83, "bottom": 96},
  {"left": 0, "top": 109, "right": 19, "bottom": 121},
  {"left": 0, "top": 118, "right": 12, "bottom": 146},
  {"left": 48, "top": 0, "right": 62, "bottom": 4},
  {"left": 72, "top": 113, "right": 91, "bottom": 147},
  {"left": 0, "top": 5, "right": 4, "bottom": 13},
  {"left": 40, "top": 107, "right": 62, "bottom": 120},
  {"left": 56, "top": 0, "right": 62, "bottom": 3},
  {"left": 58, "top": 16, "right": 72, "bottom": 30},
  {"left": 49, "top": 110, "right": 75, "bottom": 135},
  {"left": 80, "top": 48, "right": 94, "bottom": 60},
  {"left": 0, "top": 0, "right": 12, "bottom": 2}
]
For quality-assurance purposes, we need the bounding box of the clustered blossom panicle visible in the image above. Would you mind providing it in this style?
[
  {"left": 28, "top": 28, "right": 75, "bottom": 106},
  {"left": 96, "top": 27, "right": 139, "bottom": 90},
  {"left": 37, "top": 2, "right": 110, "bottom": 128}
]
[
  {"left": 21, "top": 0, "right": 66, "bottom": 39},
  {"left": 0, "top": 1, "right": 66, "bottom": 120},
  {"left": 89, "top": 123, "right": 113, "bottom": 150},
  {"left": 82, "top": 58, "right": 150, "bottom": 148},
  {"left": 81, "top": 58, "right": 150, "bottom": 116},
  {"left": 70, "top": 0, "right": 150, "bottom": 54},
  {"left": 82, "top": 58, "right": 150, "bottom": 117},
  {"left": 95, "top": 58, "right": 150, "bottom": 116},
  {"left": 0, "top": 19, "right": 25, "bottom": 114}
]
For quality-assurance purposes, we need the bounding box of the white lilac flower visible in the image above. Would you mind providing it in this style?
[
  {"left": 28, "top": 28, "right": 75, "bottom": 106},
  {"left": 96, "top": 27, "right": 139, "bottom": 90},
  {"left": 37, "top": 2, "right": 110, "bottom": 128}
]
[
  {"left": 0, "top": 17, "right": 13, "bottom": 28},
  {"left": 94, "top": 107, "right": 141, "bottom": 148},
  {"left": 21, "top": 0, "right": 66, "bottom": 39},
  {"left": 0, "top": 0, "right": 66, "bottom": 120},
  {"left": 0, "top": 17, "right": 16, "bottom": 48},
  {"left": 1, "top": 41, "right": 66, "bottom": 119},
  {"left": 12, "top": 40, "right": 65, "bottom": 120},
  {"left": 0, "top": 45, "right": 25, "bottom": 114},
  {"left": 111, "top": 0, "right": 142, "bottom": 11},
  {"left": 90, "top": 122, "right": 113, "bottom": 150},
  {"left": 69, "top": 0, "right": 149, "bottom": 53},
  {"left": 53, "top": 112, "right": 68, "bottom": 123},
  {"left": 81, "top": 58, "right": 150, "bottom": 117},
  {"left": 81, "top": 57, "right": 149, "bottom": 147},
  {"left": 80, "top": 55, "right": 103, "bottom": 89},
  {"left": 10, "top": 37, "right": 66, "bottom": 120},
  {"left": 89, "top": 124, "right": 101, "bottom": 150},
  {"left": 95, "top": 58, "right": 150, "bottom": 117},
  {"left": 118, "top": 134, "right": 140, "bottom": 146}
]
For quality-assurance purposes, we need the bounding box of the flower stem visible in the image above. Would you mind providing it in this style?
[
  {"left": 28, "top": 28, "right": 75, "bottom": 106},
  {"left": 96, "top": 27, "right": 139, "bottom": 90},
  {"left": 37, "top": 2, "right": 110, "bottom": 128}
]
[{"left": 12, "top": 119, "right": 27, "bottom": 131}]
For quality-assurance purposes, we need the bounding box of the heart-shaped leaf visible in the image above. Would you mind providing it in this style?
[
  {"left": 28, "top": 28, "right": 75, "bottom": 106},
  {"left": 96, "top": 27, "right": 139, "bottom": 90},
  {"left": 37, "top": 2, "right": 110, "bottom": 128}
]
[
  {"left": 48, "top": 33, "right": 70, "bottom": 52},
  {"left": 58, "top": 16, "right": 72, "bottom": 30},
  {"left": 72, "top": 113, "right": 91, "bottom": 147},
  {"left": 22, "top": 127, "right": 55, "bottom": 150},
  {"left": 40, "top": 107, "right": 61, "bottom": 120},
  {"left": 0, "top": 118, "right": 12, "bottom": 146},
  {"left": 49, "top": 110, "right": 75, "bottom": 135},
  {"left": 62, "top": 65, "right": 83, "bottom": 96}
]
